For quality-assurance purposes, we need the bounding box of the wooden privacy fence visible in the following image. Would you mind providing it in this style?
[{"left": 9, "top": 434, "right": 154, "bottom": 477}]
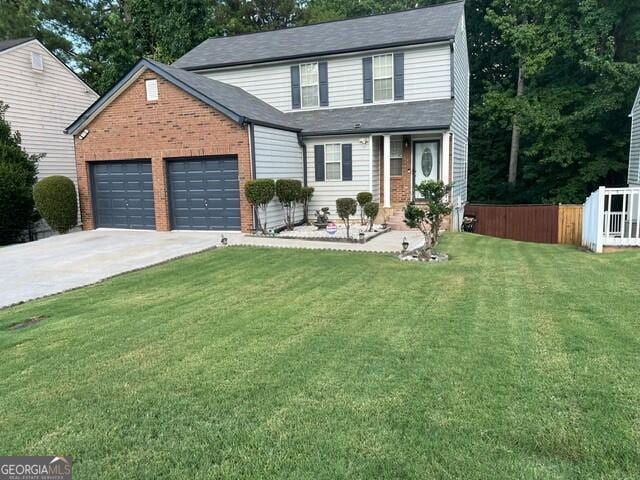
[{"left": 464, "top": 204, "right": 583, "bottom": 245}]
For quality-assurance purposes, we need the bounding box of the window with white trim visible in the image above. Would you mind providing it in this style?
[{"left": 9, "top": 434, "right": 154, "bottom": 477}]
[
  {"left": 145, "top": 79, "right": 158, "bottom": 101},
  {"left": 373, "top": 54, "right": 393, "bottom": 102},
  {"left": 390, "top": 138, "right": 403, "bottom": 176},
  {"left": 325, "top": 144, "right": 342, "bottom": 180},
  {"left": 300, "top": 63, "right": 319, "bottom": 108}
]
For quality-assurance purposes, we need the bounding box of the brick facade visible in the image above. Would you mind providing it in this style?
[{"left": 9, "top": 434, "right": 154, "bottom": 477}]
[
  {"left": 379, "top": 135, "right": 413, "bottom": 207},
  {"left": 74, "top": 70, "right": 253, "bottom": 232}
]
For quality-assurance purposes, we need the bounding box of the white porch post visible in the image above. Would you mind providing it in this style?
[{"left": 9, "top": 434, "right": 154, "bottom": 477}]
[
  {"left": 441, "top": 131, "right": 451, "bottom": 185},
  {"left": 383, "top": 134, "right": 391, "bottom": 208},
  {"left": 368, "top": 135, "right": 373, "bottom": 194}
]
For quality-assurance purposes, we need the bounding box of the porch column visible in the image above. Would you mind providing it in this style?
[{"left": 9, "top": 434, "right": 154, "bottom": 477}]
[
  {"left": 368, "top": 135, "right": 374, "bottom": 194},
  {"left": 441, "top": 131, "right": 451, "bottom": 185},
  {"left": 383, "top": 134, "right": 391, "bottom": 208}
]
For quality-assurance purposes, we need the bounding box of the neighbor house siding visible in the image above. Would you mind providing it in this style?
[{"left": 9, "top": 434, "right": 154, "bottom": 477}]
[
  {"left": 253, "top": 125, "right": 305, "bottom": 229},
  {"left": 450, "top": 16, "right": 470, "bottom": 225},
  {"left": 629, "top": 97, "right": 640, "bottom": 186},
  {"left": 202, "top": 44, "right": 452, "bottom": 112},
  {"left": 305, "top": 136, "right": 370, "bottom": 219},
  {"left": 0, "top": 40, "right": 98, "bottom": 182}
]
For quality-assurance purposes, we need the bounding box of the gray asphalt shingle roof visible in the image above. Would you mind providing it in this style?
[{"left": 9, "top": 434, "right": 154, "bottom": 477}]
[
  {"left": 173, "top": 1, "right": 465, "bottom": 70},
  {"left": 0, "top": 37, "right": 34, "bottom": 53},
  {"left": 288, "top": 99, "right": 454, "bottom": 136}
]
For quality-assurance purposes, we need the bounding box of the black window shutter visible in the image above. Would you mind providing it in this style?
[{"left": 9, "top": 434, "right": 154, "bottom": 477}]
[
  {"left": 342, "top": 144, "right": 352, "bottom": 181},
  {"left": 314, "top": 145, "right": 325, "bottom": 181},
  {"left": 291, "top": 65, "right": 301, "bottom": 109},
  {"left": 319, "top": 62, "right": 329, "bottom": 106},
  {"left": 362, "top": 57, "right": 373, "bottom": 104},
  {"left": 394, "top": 53, "right": 404, "bottom": 100}
]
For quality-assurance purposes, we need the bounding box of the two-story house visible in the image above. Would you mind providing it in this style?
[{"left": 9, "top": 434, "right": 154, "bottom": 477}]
[{"left": 66, "top": 1, "right": 469, "bottom": 233}]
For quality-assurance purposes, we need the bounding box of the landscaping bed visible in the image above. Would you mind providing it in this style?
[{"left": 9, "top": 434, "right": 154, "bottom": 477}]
[{"left": 251, "top": 223, "right": 390, "bottom": 243}]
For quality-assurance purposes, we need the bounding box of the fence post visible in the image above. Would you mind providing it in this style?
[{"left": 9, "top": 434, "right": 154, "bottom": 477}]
[{"left": 595, "top": 186, "right": 605, "bottom": 253}]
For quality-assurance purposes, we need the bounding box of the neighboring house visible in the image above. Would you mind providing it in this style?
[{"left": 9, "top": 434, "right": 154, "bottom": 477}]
[
  {"left": 66, "top": 1, "right": 469, "bottom": 233},
  {"left": 629, "top": 86, "right": 640, "bottom": 187},
  {"left": 0, "top": 37, "right": 98, "bottom": 236}
]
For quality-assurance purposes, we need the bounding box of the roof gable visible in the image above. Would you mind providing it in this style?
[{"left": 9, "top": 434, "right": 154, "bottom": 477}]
[
  {"left": 0, "top": 37, "right": 34, "bottom": 53},
  {"left": 173, "top": 1, "right": 465, "bottom": 70},
  {"left": 66, "top": 58, "right": 299, "bottom": 135},
  {"left": 632, "top": 87, "right": 640, "bottom": 116}
]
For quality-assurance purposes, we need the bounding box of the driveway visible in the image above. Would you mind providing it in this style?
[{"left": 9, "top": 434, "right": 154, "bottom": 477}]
[
  {"left": 0, "top": 230, "right": 221, "bottom": 308},
  {"left": 1, "top": 228, "right": 424, "bottom": 309}
]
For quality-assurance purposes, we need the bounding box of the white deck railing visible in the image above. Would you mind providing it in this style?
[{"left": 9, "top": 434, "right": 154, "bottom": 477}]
[{"left": 582, "top": 186, "right": 640, "bottom": 252}]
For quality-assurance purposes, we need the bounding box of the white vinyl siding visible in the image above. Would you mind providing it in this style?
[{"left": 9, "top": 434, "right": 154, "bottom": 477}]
[
  {"left": 307, "top": 136, "right": 370, "bottom": 217},
  {"left": 252, "top": 125, "right": 305, "bottom": 229},
  {"left": 390, "top": 137, "right": 403, "bottom": 176},
  {"left": 371, "top": 137, "right": 381, "bottom": 202},
  {"left": 629, "top": 92, "right": 640, "bottom": 186},
  {"left": 300, "top": 63, "right": 319, "bottom": 108},
  {"left": 373, "top": 54, "right": 393, "bottom": 102},
  {"left": 202, "top": 43, "right": 452, "bottom": 112},
  {"left": 0, "top": 41, "right": 98, "bottom": 183},
  {"left": 325, "top": 143, "right": 342, "bottom": 180}
]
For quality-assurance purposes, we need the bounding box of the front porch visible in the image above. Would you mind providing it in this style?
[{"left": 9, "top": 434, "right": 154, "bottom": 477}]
[{"left": 583, "top": 186, "right": 640, "bottom": 252}]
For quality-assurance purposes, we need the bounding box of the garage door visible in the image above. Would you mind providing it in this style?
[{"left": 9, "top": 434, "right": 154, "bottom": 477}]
[
  {"left": 167, "top": 156, "right": 241, "bottom": 231},
  {"left": 90, "top": 161, "right": 155, "bottom": 229}
]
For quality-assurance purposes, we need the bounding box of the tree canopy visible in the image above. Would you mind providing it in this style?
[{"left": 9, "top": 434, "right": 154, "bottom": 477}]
[{"left": 1, "top": 0, "right": 638, "bottom": 204}]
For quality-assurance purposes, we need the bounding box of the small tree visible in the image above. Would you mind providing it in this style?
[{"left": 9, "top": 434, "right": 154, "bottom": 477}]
[
  {"left": 404, "top": 180, "right": 452, "bottom": 258},
  {"left": 336, "top": 197, "right": 357, "bottom": 238},
  {"left": 300, "top": 186, "right": 314, "bottom": 225},
  {"left": 244, "top": 179, "right": 275, "bottom": 234},
  {"left": 276, "top": 179, "right": 302, "bottom": 230},
  {"left": 356, "top": 191, "right": 373, "bottom": 225},
  {"left": 0, "top": 102, "right": 40, "bottom": 245},
  {"left": 33, "top": 176, "right": 78, "bottom": 233},
  {"left": 363, "top": 202, "right": 379, "bottom": 232}
]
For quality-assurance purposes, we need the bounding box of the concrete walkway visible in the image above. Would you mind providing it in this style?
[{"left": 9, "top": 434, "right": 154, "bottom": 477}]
[{"left": 0, "top": 229, "right": 422, "bottom": 308}]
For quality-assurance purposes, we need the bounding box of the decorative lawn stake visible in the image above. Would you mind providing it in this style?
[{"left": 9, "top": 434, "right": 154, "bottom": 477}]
[{"left": 404, "top": 180, "right": 452, "bottom": 260}]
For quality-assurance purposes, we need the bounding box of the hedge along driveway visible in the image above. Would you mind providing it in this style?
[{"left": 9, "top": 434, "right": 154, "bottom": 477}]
[{"left": 0, "top": 234, "right": 639, "bottom": 479}]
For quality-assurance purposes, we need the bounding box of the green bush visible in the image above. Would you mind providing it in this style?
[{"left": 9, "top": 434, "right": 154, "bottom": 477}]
[
  {"left": 33, "top": 176, "right": 78, "bottom": 234},
  {"left": 276, "top": 179, "right": 302, "bottom": 230},
  {"left": 245, "top": 179, "right": 275, "bottom": 234},
  {"left": 300, "top": 186, "right": 314, "bottom": 224},
  {"left": 336, "top": 197, "right": 357, "bottom": 238},
  {"left": 356, "top": 191, "right": 373, "bottom": 224},
  {"left": 363, "top": 202, "right": 379, "bottom": 232}
]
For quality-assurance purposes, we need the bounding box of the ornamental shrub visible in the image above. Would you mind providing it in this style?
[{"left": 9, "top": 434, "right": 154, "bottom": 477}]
[
  {"left": 363, "top": 201, "right": 379, "bottom": 232},
  {"left": 356, "top": 191, "right": 373, "bottom": 225},
  {"left": 33, "top": 176, "right": 78, "bottom": 234},
  {"left": 299, "top": 186, "right": 314, "bottom": 224},
  {"left": 244, "top": 179, "right": 275, "bottom": 233},
  {"left": 336, "top": 197, "right": 357, "bottom": 238},
  {"left": 276, "top": 179, "right": 302, "bottom": 230}
]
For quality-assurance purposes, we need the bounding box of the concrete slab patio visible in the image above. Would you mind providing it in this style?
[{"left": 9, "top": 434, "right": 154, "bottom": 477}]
[{"left": 0, "top": 229, "right": 422, "bottom": 308}]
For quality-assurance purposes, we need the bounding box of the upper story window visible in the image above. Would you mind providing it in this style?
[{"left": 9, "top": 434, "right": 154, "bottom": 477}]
[
  {"left": 390, "top": 138, "right": 403, "bottom": 176},
  {"left": 373, "top": 54, "right": 393, "bottom": 102},
  {"left": 31, "top": 52, "right": 44, "bottom": 71},
  {"left": 300, "top": 63, "right": 319, "bottom": 108},
  {"left": 325, "top": 144, "right": 342, "bottom": 180},
  {"left": 145, "top": 79, "right": 158, "bottom": 101}
]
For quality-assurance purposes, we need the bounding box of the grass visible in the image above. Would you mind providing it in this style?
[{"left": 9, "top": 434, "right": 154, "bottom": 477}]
[{"left": 1, "top": 233, "right": 639, "bottom": 479}]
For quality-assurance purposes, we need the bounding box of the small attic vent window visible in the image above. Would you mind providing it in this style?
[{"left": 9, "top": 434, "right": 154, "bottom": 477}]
[
  {"left": 145, "top": 79, "right": 158, "bottom": 101},
  {"left": 31, "top": 52, "right": 43, "bottom": 71}
]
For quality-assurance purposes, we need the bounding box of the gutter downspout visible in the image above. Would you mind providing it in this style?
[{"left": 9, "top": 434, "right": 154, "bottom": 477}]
[{"left": 297, "top": 132, "right": 308, "bottom": 187}]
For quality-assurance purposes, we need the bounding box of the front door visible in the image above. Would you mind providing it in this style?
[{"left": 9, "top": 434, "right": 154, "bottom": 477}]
[{"left": 413, "top": 140, "right": 440, "bottom": 199}]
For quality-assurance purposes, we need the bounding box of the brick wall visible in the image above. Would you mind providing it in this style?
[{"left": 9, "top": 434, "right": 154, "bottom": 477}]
[
  {"left": 74, "top": 70, "right": 253, "bottom": 232},
  {"left": 379, "top": 135, "right": 412, "bottom": 206}
]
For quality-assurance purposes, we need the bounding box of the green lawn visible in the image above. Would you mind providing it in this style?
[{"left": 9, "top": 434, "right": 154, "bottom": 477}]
[{"left": 1, "top": 234, "right": 639, "bottom": 479}]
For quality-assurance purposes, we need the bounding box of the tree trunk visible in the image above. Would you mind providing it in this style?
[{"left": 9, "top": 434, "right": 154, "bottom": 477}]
[{"left": 508, "top": 64, "right": 525, "bottom": 185}]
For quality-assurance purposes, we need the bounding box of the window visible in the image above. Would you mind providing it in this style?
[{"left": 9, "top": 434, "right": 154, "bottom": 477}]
[
  {"left": 373, "top": 54, "right": 393, "bottom": 102},
  {"left": 31, "top": 52, "right": 43, "bottom": 71},
  {"left": 390, "top": 138, "right": 403, "bottom": 176},
  {"left": 145, "top": 79, "right": 158, "bottom": 101},
  {"left": 325, "top": 144, "right": 342, "bottom": 180},
  {"left": 300, "top": 63, "right": 319, "bottom": 108}
]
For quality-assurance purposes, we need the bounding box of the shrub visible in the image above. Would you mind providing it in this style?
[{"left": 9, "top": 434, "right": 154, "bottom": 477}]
[
  {"left": 244, "top": 179, "right": 275, "bottom": 234},
  {"left": 336, "top": 197, "right": 357, "bottom": 238},
  {"left": 356, "top": 191, "right": 373, "bottom": 225},
  {"left": 33, "top": 176, "right": 78, "bottom": 234},
  {"left": 0, "top": 102, "right": 39, "bottom": 245},
  {"left": 363, "top": 201, "right": 379, "bottom": 232},
  {"left": 276, "top": 179, "right": 302, "bottom": 230},
  {"left": 299, "top": 186, "right": 314, "bottom": 224}
]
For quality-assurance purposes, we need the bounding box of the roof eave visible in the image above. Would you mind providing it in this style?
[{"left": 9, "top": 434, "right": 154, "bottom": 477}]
[{"left": 300, "top": 124, "right": 451, "bottom": 137}]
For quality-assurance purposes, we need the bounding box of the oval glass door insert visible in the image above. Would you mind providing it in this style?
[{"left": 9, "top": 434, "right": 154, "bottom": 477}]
[{"left": 421, "top": 149, "right": 433, "bottom": 177}]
